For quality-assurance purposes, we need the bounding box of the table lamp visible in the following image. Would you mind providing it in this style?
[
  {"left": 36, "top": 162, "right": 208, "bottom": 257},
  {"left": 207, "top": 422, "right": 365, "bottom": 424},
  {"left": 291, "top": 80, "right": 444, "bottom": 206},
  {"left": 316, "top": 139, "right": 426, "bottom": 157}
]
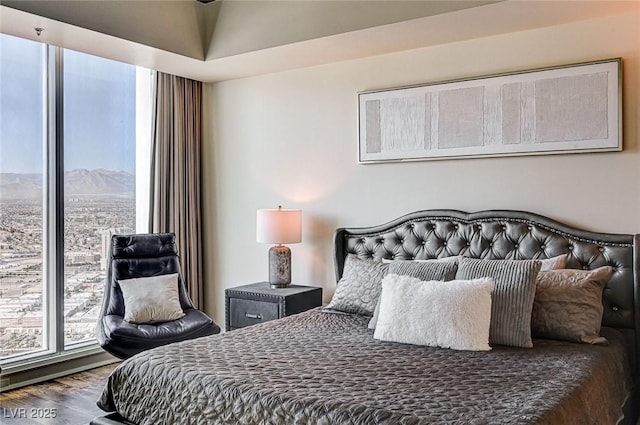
[{"left": 256, "top": 206, "right": 302, "bottom": 288}]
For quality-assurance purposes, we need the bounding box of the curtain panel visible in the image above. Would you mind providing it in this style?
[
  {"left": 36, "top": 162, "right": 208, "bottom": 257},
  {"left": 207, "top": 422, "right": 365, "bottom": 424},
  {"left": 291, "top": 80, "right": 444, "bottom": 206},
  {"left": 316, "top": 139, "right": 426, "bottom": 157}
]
[{"left": 150, "top": 72, "right": 203, "bottom": 309}]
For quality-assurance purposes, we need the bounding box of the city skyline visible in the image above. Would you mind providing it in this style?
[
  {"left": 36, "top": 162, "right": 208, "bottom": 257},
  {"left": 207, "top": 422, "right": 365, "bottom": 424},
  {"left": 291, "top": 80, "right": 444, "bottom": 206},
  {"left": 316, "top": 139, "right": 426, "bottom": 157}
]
[{"left": 0, "top": 196, "right": 136, "bottom": 357}]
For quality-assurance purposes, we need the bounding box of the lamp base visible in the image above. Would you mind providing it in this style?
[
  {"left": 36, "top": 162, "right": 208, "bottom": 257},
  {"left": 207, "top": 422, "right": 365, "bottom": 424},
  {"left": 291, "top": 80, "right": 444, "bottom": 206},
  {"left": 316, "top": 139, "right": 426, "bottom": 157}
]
[{"left": 268, "top": 245, "right": 291, "bottom": 288}]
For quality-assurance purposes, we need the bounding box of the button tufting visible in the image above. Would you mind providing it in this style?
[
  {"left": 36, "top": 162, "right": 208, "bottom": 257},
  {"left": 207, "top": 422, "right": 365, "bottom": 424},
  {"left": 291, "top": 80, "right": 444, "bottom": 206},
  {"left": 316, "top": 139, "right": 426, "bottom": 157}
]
[
  {"left": 502, "top": 226, "right": 506, "bottom": 231},
  {"left": 568, "top": 246, "right": 573, "bottom": 250},
  {"left": 421, "top": 241, "right": 426, "bottom": 245},
  {"left": 514, "top": 244, "right": 519, "bottom": 248},
  {"left": 583, "top": 266, "right": 589, "bottom": 270},
  {"left": 612, "top": 306, "right": 620, "bottom": 312},
  {"left": 443, "top": 242, "right": 447, "bottom": 246},
  {"left": 411, "top": 256, "right": 415, "bottom": 260},
  {"left": 598, "top": 247, "right": 604, "bottom": 252},
  {"left": 540, "top": 245, "right": 545, "bottom": 249},
  {"left": 466, "top": 242, "right": 470, "bottom": 246}
]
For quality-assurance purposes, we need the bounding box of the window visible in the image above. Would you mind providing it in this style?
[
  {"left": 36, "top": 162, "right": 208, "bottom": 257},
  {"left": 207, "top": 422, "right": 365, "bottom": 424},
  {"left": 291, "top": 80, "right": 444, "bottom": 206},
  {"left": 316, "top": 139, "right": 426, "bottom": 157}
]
[
  {"left": 62, "top": 49, "right": 137, "bottom": 347},
  {"left": 0, "top": 35, "right": 46, "bottom": 359},
  {"left": 0, "top": 33, "right": 151, "bottom": 365}
]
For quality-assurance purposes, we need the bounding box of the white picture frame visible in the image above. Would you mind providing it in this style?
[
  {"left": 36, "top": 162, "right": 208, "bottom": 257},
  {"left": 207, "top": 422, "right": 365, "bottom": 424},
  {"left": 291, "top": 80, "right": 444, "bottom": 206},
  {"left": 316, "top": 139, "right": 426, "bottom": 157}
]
[{"left": 358, "top": 58, "right": 621, "bottom": 163}]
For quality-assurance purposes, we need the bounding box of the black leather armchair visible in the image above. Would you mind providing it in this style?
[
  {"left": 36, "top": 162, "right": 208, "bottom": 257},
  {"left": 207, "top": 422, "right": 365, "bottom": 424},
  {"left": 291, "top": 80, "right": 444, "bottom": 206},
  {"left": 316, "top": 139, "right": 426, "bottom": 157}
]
[{"left": 96, "top": 233, "right": 220, "bottom": 359}]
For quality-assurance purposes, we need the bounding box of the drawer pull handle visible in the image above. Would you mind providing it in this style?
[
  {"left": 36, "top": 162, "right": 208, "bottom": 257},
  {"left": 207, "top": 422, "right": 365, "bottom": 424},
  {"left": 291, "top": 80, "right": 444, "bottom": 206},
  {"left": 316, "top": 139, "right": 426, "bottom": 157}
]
[{"left": 245, "top": 313, "right": 262, "bottom": 320}]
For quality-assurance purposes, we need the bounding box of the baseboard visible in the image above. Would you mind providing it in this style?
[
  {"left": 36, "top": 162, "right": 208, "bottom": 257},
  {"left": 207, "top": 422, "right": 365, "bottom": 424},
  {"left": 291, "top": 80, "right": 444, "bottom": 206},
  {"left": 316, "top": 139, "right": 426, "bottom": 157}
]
[{"left": 0, "top": 350, "right": 120, "bottom": 392}]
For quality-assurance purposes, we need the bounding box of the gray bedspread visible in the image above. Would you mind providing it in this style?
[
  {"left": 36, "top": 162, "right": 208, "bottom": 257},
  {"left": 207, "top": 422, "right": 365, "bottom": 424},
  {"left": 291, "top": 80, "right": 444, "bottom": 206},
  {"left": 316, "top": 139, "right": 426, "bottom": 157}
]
[{"left": 98, "top": 308, "right": 632, "bottom": 425}]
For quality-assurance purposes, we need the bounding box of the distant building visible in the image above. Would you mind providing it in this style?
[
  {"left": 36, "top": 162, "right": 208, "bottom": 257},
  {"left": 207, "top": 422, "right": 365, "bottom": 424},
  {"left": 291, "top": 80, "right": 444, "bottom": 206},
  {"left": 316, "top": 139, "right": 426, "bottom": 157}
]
[
  {"left": 100, "top": 228, "right": 125, "bottom": 270},
  {"left": 65, "top": 252, "right": 100, "bottom": 265}
]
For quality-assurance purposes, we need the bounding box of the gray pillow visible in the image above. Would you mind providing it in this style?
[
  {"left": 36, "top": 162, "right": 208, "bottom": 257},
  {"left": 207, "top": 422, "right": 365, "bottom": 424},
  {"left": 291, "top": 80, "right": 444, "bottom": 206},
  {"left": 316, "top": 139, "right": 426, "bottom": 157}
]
[
  {"left": 368, "top": 260, "right": 459, "bottom": 329},
  {"left": 118, "top": 273, "right": 185, "bottom": 324},
  {"left": 388, "top": 260, "right": 458, "bottom": 281},
  {"left": 456, "top": 257, "right": 542, "bottom": 348},
  {"left": 539, "top": 254, "right": 568, "bottom": 271},
  {"left": 532, "top": 266, "right": 612, "bottom": 345},
  {"left": 324, "top": 254, "right": 389, "bottom": 316}
]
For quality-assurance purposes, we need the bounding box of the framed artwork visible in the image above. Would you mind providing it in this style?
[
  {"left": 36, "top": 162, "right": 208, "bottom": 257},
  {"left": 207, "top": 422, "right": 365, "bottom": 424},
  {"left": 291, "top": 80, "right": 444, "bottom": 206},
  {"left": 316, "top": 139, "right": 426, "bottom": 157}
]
[{"left": 358, "top": 58, "right": 621, "bottom": 163}]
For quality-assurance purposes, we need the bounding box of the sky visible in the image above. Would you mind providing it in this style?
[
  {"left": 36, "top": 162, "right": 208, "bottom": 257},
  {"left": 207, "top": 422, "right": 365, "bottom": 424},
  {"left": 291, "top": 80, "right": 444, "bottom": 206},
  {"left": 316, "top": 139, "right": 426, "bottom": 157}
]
[{"left": 0, "top": 33, "right": 136, "bottom": 174}]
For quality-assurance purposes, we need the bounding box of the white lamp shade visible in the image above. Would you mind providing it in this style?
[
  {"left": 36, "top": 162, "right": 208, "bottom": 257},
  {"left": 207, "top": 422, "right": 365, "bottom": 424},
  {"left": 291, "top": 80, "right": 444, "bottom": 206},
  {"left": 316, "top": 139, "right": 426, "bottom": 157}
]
[{"left": 256, "top": 208, "right": 302, "bottom": 244}]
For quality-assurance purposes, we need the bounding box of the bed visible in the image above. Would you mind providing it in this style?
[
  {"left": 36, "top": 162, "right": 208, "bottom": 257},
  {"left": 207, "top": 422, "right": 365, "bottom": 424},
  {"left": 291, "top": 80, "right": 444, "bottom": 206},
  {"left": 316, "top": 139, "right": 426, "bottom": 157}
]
[{"left": 93, "top": 209, "right": 640, "bottom": 425}]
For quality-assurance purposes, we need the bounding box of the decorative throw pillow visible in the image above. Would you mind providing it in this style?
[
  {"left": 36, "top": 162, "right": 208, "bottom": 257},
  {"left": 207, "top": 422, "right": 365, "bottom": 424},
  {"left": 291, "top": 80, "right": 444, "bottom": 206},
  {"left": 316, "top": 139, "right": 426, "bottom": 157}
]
[
  {"left": 539, "top": 254, "right": 569, "bottom": 271},
  {"left": 456, "top": 257, "right": 541, "bottom": 348},
  {"left": 382, "top": 255, "right": 462, "bottom": 264},
  {"left": 324, "top": 254, "right": 389, "bottom": 316},
  {"left": 532, "top": 266, "right": 612, "bottom": 345},
  {"left": 388, "top": 260, "right": 458, "bottom": 282},
  {"left": 118, "top": 273, "right": 185, "bottom": 324},
  {"left": 367, "top": 260, "right": 458, "bottom": 329},
  {"left": 373, "top": 274, "right": 494, "bottom": 351}
]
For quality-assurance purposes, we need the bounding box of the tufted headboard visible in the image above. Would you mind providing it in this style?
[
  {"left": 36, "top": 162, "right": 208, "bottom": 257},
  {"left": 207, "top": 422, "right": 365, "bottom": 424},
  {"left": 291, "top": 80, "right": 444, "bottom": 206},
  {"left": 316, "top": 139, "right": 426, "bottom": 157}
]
[{"left": 333, "top": 209, "right": 640, "bottom": 378}]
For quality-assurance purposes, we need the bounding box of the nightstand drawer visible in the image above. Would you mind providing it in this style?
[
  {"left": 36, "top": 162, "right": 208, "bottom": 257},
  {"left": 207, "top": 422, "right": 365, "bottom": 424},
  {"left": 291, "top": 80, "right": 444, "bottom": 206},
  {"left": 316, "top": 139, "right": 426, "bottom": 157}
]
[{"left": 229, "top": 298, "right": 279, "bottom": 328}]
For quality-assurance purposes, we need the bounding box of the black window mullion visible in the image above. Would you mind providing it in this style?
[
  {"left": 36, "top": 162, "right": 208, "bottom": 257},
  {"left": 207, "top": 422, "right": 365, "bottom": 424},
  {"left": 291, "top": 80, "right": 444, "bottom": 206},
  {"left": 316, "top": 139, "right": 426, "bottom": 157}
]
[{"left": 53, "top": 46, "right": 64, "bottom": 354}]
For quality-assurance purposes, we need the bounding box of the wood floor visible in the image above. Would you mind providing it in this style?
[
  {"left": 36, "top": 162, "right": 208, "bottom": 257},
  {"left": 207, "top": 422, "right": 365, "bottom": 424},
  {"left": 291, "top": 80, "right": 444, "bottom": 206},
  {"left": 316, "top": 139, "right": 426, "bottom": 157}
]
[{"left": 0, "top": 364, "right": 118, "bottom": 425}]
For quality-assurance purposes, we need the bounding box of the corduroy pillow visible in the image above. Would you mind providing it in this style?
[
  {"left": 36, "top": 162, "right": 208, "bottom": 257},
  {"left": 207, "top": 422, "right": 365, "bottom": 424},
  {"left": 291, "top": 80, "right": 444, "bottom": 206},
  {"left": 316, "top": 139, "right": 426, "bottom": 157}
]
[
  {"left": 532, "top": 266, "right": 612, "bottom": 345},
  {"left": 456, "top": 257, "right": 542, "bottom": 348}
]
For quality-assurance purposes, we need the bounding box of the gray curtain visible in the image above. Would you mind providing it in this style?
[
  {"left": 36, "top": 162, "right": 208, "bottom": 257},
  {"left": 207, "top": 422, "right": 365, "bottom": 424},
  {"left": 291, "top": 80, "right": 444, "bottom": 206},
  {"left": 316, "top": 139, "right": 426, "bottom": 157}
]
[{"left": 149, "top": 71, "right": 203, "bottom": 309}]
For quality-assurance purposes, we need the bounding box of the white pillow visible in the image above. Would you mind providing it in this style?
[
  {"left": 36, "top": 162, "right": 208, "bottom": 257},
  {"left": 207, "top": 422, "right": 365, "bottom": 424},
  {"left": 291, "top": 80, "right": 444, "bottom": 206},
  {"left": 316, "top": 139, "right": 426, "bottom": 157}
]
[
  {"left": 373, "top": 274, "right": 494, "bottom": 351},
  {"left": 118, "top": 273, "right": 185, "bottom": 324},
  {"left": 367, "top": 257, "right": 458, "bottom": 329}
]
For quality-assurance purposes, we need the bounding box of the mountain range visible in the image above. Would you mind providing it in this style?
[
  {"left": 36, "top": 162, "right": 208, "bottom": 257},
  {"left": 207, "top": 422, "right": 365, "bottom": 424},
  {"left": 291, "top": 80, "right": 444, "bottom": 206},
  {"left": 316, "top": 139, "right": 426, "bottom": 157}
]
[{"left": 0, "top": 169, "right": 134, "bottom": 200}]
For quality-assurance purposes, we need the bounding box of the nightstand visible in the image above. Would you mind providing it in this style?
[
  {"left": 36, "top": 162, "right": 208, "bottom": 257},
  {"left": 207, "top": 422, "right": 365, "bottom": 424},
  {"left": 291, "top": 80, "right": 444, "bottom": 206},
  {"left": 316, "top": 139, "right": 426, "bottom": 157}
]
[{"left": 225, "top": 282, "right": 322, "bottom": 331}]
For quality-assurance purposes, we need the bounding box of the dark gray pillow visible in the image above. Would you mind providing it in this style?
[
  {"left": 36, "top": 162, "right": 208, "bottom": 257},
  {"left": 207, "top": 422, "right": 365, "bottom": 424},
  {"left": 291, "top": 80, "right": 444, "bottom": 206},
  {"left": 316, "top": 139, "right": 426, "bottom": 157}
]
[
  {"left": 324, "top": 254, "right": 389, "bottom": 316},
  {"left": 367, "top": 260, "right": 458, "bottom": 329},
  {"left": 456, "top": 257, "right": 542, "bottom": 348},
  {"left": 532, "top": 266, "right": 612, "bottom": 345},
  {"left": 388, "top": 260, "right": 458, "bottom": 282}
]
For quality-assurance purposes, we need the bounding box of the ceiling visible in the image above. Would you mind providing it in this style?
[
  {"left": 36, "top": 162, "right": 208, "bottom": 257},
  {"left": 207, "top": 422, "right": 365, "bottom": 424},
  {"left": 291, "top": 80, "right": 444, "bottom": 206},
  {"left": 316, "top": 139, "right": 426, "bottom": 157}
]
[{"left": 1, "top": 0, "right": 639, "bottom": 83}]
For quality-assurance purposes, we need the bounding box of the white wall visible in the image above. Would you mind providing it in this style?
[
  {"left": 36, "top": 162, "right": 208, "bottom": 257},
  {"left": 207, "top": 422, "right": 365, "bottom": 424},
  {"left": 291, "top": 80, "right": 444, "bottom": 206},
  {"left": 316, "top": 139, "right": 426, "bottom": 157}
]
[{"left": 202, "top": 11, "right": 640, "bottom": 325}]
